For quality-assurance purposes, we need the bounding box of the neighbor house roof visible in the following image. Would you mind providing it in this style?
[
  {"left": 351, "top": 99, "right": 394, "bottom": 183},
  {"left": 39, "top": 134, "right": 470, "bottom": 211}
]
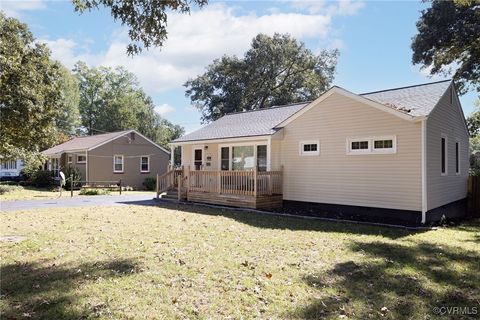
[
  {"left": 42, "top": 129, "right": 169, "bottom": 156},
  {"left": 173, "top": 102, "right": 309, "bottom": 143},
  {"left": 360, "top": 80, "right": 451, "bottom": 117},
  {"left": 173, "top": 80, "right": 453, "bottom": 144}
]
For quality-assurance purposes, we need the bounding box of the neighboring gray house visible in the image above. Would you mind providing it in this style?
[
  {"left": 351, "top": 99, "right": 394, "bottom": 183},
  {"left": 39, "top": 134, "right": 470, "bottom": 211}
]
[
  {"left": 164, "top": 80, "right": 469, "bottom": 224},
  {"left": 0, "top": 159, "right": 24, "bottom": 179},
  {"left": 42, "top": 130, "right": 170, "bottom": 188}
]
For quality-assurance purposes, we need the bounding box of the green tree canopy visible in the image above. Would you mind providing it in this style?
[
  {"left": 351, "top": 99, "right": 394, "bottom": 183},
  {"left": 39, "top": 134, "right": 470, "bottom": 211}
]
[
  {"left": 0, "top": 12, "right": 64, "bottom": 160},
  {"left": 72, "top": 0, "right": 208, "bottom": 55},
  {"left": 56, "top": 66, "right": 81, "bottom": 135},
  {"left": 73, "top": 62, "right": 184, "bottom": 147},
  {"left": 411, "top": 0, "right": 480, "bottom": 94},
  {"left": 184, "top": 33, "right": 338, "bottom": 123}
]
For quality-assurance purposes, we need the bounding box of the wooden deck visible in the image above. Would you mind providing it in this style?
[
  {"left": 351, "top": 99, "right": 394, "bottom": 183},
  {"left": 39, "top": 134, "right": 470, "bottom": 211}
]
[{"left": 157, "top": 168, "right": 283, "bottom": 210}]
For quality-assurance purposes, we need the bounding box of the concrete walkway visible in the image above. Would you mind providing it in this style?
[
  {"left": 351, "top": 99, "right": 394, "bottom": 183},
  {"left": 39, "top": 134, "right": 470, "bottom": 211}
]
[{"left": 0, "top": 194, "right": 157, "bottom": 212}]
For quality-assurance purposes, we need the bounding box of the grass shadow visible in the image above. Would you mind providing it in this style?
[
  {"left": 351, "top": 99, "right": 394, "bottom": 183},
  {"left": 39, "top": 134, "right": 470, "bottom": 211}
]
[
  {"left": 1, "top": 258, "right": 142, "bottom": 319},
  {"left": 292, "top": 241, "right": 480, "bottom": 319},
  {"left": 146, "top": 201, "right": 428, "bottom": 240}
]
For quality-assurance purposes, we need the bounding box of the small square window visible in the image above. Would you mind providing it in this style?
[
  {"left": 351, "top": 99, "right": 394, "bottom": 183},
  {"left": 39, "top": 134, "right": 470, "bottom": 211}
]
[
  {"left": 67, "top": 155, "right": 73, "bottom": 163},
  {"left": 77, "top": 155, "right": 86, "bottom": 163},
  {"left": 299, "top": 141, "right": 319, "bottom": 156}
]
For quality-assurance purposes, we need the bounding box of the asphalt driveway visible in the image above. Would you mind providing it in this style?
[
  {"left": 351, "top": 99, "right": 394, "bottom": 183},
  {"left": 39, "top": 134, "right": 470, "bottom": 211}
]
[{"left": 0, "top": 194, "right": 157, "bottom": 212}]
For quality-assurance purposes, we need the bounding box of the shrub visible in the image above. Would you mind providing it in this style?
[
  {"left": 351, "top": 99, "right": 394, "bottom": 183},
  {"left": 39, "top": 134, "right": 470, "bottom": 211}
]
[
  {"left": 79, "top": 188, "right": 110, "bottom": 195},
  {"left": 63, "top": 166, "right": 82, "bottom": 190},
  {"left": 143, "top": 177, "right": 156, "bottom": 191},
  {"left": 31, "top": 170, "right": 53, "bottom": 188}
]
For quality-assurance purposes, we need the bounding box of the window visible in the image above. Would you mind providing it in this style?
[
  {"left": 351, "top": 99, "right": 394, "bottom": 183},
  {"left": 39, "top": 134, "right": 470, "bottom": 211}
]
[
  {"left": 257, "top": 145, "right": 267, "bottom": 171},
  {"left": 232, "top": 146, "right": 254, "bottom": 171},
  {"left": 50, "top": 158, "right": 60, "bottom": 177},
  {"left": 347, "top": 136, "right": 396, "bottom": 155},
  {"left": 1, "top": 160, "right": 17, "bottom": 170},
  {"left": 441, "top": 135, "right": 447, "bottom": 175},
  {"left": 114, "top": 155, "right": 124, "bottom": 173},
  {"left": 299, "top": 141, "right": 320, "bottom": 156},
  {"left": 221, "top": 147, "right": 229, "bottom": 171},
  {"left": 67, "top": 155, "right": 73, "bottom": 163},
  {"left": 77, "top": 155, "right": 86, "bottom": 163},
  {"left": 455, "top": 141, "right": 459, "bottom": 175},
  {"left": 140, "top": 156, "right": 149, "bottom": 172}
]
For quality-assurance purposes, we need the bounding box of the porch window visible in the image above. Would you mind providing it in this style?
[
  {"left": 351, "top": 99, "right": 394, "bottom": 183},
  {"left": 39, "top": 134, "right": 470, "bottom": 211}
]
[
  {"left": 232, "top": 146, "right": 254, "bottom": 171},
  {"left": 77, "top": 155, "right": 86, "bottom": 163},
  {"left": 50, "top": 158, "right": 60, "bottom": 177},
  {"left": 257, "top": 145, "right": 267, "bottom": 171},
  {"left": 114, "top": 155, "right": 124, "bottom": 173},
  {"left": 140, "top": 156, "right": 149, "bottom": 172},
  {"left": 221, "top": 147, "right": 229, "bottom": 171}
]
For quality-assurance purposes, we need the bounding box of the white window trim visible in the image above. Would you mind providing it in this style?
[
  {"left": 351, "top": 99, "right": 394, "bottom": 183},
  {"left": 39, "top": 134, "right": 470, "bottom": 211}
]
[
  {"left": 77, "top": 154, "right": 86, "bottom": 163},
  {"left": 441, "top": 134, "right": 448, "bottom": 176},
  {"left": 455, "top": 139, "right": 460, "bottom": 175},
  {"left": 140, "top": 155, "right": 150, "bottom": 173},
  {"left": 113, "top": 154, "right": 124, "bottom": 173},
  {"left": 346, "top": 136, "right": 397, "bottom": 155},
  {"left": 299, "top": 140, "right": 320, "bottom": 156},
  {"left": 67, "top": 155, "right": 73, "bottom": 164},
  {"left": 217, "top": 142, "right": 269, "bottom": 171}
]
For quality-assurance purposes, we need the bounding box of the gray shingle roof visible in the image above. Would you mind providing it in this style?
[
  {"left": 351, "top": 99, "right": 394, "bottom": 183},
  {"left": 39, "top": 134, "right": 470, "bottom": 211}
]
[
  {"left": 42, "top": 130, "right": 131, "bottom": 156},
  {"left": 173, "top": 103, "right": 309, "bottom": 142},
  {"left": 360, "top": 80, "right": 451, "bottom": 117},
  {"left": 174, "top": 80, "right": 452, "bottom": 143}
]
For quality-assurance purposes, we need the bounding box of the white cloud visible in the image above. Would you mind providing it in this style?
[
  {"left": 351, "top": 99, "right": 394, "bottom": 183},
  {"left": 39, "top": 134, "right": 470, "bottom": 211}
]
[
  {"left": 1, "top": 0, "right": 45, "bottom": 17},
  {"left": 155, "top": 103, "right": 175, "bottom": 116},
  {"left": 288, "top": 0, "right": 364, "bottom": 16},
  {"left": 41, "top": 1, "right": 365, "bottom": 97},
  {"left": 41, "top": 3, "right": 335, "bottom": 93}
]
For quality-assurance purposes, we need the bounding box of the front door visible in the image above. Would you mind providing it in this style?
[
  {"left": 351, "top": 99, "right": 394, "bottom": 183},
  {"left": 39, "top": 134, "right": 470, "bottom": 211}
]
[{"left": 194, "top": 148, "right": 203, "bottom": 170}]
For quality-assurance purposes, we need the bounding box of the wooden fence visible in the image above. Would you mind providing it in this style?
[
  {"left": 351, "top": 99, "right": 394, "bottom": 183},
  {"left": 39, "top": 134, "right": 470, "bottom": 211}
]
[{"left": 468, "top": 176, "right": 480, "bottom": 216}]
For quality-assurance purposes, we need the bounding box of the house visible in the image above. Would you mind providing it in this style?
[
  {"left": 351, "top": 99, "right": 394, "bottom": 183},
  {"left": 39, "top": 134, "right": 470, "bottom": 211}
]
[
  {"left": 42, "top": 130, "right": 170, "bottom": 188},
  {"left": 162, "top": 80, "right": 469, "bottom": 224},
  {"left": 0, "top": 159, "right": 24, "bottom": 180}
]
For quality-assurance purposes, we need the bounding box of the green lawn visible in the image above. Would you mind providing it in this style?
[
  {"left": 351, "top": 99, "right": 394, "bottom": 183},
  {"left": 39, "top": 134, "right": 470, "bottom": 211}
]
[
  {"left": 1, "top": 203, "right": 479, "bottom": 319},
  {"left": 0, "top": 185, "right": 155, "bottom": 201}
]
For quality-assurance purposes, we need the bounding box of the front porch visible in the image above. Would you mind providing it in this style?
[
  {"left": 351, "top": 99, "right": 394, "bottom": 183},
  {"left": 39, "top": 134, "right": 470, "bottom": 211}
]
[{"left": 156, "top": 167, "right": 283, "bottom": 210}]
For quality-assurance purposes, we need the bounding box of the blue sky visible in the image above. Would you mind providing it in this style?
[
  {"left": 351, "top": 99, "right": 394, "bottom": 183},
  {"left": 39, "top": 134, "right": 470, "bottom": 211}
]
[{"left": 2, "top": 0, "right": 477, "bottom": 133}]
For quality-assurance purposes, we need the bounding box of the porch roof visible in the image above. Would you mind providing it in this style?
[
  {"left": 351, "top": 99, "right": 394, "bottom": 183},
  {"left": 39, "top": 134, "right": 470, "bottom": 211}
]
[{"left": 172, "top": 102, "right": 309, "bottom": 143}]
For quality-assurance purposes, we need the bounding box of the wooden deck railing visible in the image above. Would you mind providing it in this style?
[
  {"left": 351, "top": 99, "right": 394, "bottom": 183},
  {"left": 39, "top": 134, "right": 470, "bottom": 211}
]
[
  {"left": 156, "top": 167, "right": 183, "bottom": 198},
  {"left": 188, "top": 169, "right": 282, "bottom": 197}
]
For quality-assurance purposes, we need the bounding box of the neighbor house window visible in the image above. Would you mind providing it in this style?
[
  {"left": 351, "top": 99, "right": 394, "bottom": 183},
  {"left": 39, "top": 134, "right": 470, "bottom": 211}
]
[
  {"left": 455, "top": 141, "right": 459, "bottom": 175},
  {"left": 140, "top": 156, "right": 149, "bottom": 172},
  {"left": 221, "top": 147, "right": 229, "bottom": 171},
  {"left": 347, "top": 136, "right": 396, "bottom": 155},
  {"left": 77, "top": 155, "right": 86, "bottom": 163},
  {"left": 114, "top": 155, "right": 124, "bottom": 173},
  {"left": 441, "top": 135, "right": 447, "bottom": 175},
  {"left": 1, "top": 160, "right": 17, "bottom": 170},
  {"left": 232, "top": 146, "right": 254, "bottom": 171},
  {"left": 299, "top": 141, "right": 319, "bottom": 156},
  {"left": 67, "top": 155, "right": 73, "bottom": 163}
]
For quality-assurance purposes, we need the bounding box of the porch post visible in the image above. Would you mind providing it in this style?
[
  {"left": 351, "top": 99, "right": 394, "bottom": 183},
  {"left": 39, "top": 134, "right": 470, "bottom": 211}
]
[
  {"left": 267, "top": 137, "right": 272, "bottom": 171},
  {"left": 170, "top": 145, "right": 175, "bottom": 167}
]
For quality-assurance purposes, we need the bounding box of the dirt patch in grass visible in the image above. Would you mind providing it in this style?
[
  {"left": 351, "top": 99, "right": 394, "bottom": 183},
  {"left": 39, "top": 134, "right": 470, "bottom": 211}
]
[{"left": 1, "top": 202, "right": 479, "bottom": 319}]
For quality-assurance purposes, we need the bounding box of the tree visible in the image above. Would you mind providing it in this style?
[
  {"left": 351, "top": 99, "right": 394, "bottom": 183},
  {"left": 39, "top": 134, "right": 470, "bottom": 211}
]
[
  {"left": 466, "top": 99, "right": 480, "bottom": 137},
  {"left": 56, "top": 66, "right": 81, "bottom": 135},
  {"left": 0, "top": 13, "right": 63, "bottom": 160},
  {"left": 72, "top": 0, "right": 208, "bottom": 55},
  {"left": 73, "top": 62, "right": 184, "bottom": 147},
  {"left": 411, "top": 0, "right": 480, "bottom": 94},
  {"left": 184, "top": 33, "right": 338, "bottom": 123}
]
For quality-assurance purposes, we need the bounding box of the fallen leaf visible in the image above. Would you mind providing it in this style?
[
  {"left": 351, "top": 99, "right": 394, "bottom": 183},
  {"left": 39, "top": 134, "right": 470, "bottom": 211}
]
[{"left": 265, "top": 273, "right": 272, "bottom": 279}]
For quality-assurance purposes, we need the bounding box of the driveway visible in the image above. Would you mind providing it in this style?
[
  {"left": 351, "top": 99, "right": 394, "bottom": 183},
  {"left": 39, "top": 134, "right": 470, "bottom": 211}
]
[{"left": 0, "top": 194, "right": 157, "bottom": 212}]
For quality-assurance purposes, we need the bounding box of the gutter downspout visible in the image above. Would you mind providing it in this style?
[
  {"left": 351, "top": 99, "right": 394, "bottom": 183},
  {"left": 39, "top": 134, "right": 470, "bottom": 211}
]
[
  {"left": 85, "top": 150, "right": 89, "bottom": 182},
  {"left": 421, "top": 118, "right": 427, "bottom": 224}
]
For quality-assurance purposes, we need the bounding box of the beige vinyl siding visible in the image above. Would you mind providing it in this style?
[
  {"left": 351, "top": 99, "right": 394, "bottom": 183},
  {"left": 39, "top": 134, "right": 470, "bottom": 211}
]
[
  {"left": 426, "top": 85, "right": 469, "bottom": 210},
  {"left": 88, "top": 133, "right": 169, "bottom": 188},
  {"left": 271, "top": 139, "right": 282, "bottom": 170},
  {"left": 280, "top": 93, "right": 422, "bottom": 211}
]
